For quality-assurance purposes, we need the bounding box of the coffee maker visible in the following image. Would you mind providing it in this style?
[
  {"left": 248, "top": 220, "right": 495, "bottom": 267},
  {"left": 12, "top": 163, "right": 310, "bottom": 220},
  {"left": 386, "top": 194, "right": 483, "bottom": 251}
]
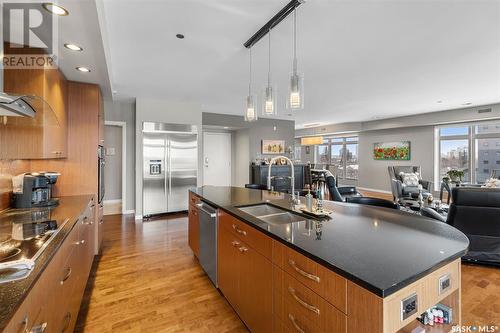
[{"left": 12, "top": 172, "right": 60, "bottom": 208}]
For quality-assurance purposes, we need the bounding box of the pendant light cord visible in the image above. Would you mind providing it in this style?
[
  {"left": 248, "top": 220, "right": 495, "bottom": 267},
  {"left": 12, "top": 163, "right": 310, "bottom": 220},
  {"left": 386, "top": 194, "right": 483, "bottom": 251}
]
[
  {"left": 293, "top": 6, "right": 297, "bottom": 73},
  {"left": 249, "top": 47, "right": 252, "bottom": 95},
  {"left": 268, "top": 28, "right": 271, "bottom": 86}
]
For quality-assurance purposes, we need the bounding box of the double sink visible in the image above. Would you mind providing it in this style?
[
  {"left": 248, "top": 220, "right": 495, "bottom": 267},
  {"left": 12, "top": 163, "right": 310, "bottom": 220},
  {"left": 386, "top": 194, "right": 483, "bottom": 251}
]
[{"left": 237, "top": 204, "right": 308, "bottom": 226}]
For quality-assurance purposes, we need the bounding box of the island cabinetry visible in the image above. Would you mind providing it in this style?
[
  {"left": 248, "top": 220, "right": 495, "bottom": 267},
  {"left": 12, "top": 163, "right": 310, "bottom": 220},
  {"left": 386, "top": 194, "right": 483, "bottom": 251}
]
[
  {"left": 218, "top": 211, "right": 273, "bottom": 333},
  {"left": 188, "top": 192, "right": 200, "bottom": 257}
]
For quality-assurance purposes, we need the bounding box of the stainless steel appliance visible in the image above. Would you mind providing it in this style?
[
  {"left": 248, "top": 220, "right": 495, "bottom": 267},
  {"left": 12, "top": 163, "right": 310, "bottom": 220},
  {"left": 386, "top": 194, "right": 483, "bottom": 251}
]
[
  {"left": 12, "top": 172, "right": 60, "bottom": 208},
  {"left": 98, "top": 146, "right": 105, "bottom": 204},
  {"left": 198, "top": 202, "right": 217, "bottom": 286},
  {"left": 0, "top": 207, "right": 69, "bottom": 283},
  {"left": 142, "top": 122, "right": 198, "bottom": 216}
]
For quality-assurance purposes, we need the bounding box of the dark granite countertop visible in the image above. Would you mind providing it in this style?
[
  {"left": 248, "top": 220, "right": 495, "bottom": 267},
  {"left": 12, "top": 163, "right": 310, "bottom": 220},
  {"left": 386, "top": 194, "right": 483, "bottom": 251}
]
[
  {"left": 191, "top": 186, "right": 469, "bottom": 297},
  {"left": 0, "top": 195, "right": 92, "bottom": 331}
]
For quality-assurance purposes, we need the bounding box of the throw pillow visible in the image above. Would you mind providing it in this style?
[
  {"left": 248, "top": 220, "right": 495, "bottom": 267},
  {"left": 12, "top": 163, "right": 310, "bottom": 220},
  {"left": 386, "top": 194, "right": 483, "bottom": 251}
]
[
  {"left": 483, "top": 178, "right": 500, "bottom": 188},
  {"left": 399, "top": 172, "right": 419, "bottom": 187}
]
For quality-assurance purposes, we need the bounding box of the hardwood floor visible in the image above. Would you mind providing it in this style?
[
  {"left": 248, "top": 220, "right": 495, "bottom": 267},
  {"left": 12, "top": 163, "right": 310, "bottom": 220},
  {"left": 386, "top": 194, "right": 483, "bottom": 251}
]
[
  {"left": 75, "top": 212, "right": 500, "bottom": 332},
  {"left": 74, "top": 213, "right": 247, "bottom": 333}
]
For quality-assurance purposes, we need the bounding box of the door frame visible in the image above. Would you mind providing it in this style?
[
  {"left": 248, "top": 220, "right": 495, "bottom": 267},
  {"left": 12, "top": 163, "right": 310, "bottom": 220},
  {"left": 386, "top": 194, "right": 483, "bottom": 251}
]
[
  {"left": 203, "top": 131, "right": 232, "bottom": 186},
  {"left": 104, "top": 121, "right": 128, "bottom": 214}
]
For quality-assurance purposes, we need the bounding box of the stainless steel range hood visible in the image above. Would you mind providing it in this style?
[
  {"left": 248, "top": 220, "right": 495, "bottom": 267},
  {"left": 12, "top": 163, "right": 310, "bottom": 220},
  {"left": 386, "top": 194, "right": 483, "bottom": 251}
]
[{"left": 0, "top": 92, "right": 37, "bottom": 118}]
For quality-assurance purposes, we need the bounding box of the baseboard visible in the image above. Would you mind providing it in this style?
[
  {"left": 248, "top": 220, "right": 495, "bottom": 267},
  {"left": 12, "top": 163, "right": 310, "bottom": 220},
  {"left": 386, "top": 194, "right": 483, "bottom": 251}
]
[
  {"left": 135, "top": 214, "right": 142, "bottom": 220},
  {"left": 356, "top": 187, "right": 393, "bottom": 195},
  {"left": 122, "top": 209, "right": 135, "bottom": 215},
  {"left": 103, "top": 199, "right": 122, "bottom": 215}
]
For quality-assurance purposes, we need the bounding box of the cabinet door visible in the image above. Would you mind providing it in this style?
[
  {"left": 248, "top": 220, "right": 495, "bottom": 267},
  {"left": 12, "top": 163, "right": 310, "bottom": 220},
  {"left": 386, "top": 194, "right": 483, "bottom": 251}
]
[
  {"left": 239, "top": 243, "right": 273, "bottom": 333},
  {"left": 98, "top": 89, "right": 104, "bottom": 146},
  {"left": 217, "top": 225, "right": 240, "bottom": 312},
  {"left": 188, "top": 205, "right": 200, "bottom": 257}
]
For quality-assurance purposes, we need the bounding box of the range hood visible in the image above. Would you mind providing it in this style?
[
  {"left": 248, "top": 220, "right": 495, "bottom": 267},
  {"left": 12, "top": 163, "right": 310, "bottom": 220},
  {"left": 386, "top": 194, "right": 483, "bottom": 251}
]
[{"left": 0, "top": 92, "right": 37, "bottom": 118}]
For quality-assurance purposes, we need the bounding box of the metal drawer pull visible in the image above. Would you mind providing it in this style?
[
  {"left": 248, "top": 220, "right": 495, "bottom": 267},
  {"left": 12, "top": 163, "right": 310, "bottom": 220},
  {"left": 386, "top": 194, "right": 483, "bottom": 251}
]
[
  {"left": 30, "top": 322, "right": 47, "bottom": 333},
  {"left": 288, "top": 287, "right": 320, "bottom": 315},
  {"left": 80, "top": 239, "right": 85, "bottom": 244},
  {"left": 238, "top": 246, "right": 248, "bottom": 253},
  {"left": 288, "top": 260, "right": 320, "bottom": 283},
  {"left": 232, "top": 224, "right": 247, "bottom": 236},
  {"left": 60, "top": 267, "right": 72, "bottom": 285},
  {"left": 288, "top": 314, "right": 306, "bottom": 333},
  {"left": 20, "top": 315, "right": 28, "bottom": 333},
  {"left": 231, "top": 241, "right": 240, "bottom": 247},
  {"left": 99, "top": 219, "right": 104, "bottom": 225},
  {"left": 196, "top": 203, "right": 203, "bottom": 207}
]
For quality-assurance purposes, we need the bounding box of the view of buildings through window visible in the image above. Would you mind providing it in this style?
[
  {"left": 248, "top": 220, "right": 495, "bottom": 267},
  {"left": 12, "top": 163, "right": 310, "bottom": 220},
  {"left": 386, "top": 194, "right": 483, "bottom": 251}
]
[
  {"left": 312, "top": 137, "right": 359, "bottom": 180},
  {"left": 439, "top": 122, "right": 500, "bottom": 184}
]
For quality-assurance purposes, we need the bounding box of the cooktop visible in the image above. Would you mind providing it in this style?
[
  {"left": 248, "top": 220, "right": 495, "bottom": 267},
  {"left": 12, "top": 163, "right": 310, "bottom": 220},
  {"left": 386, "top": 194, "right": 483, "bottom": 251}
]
[{"left": 0, "top": 208, "right": 68, "bottom": 283}]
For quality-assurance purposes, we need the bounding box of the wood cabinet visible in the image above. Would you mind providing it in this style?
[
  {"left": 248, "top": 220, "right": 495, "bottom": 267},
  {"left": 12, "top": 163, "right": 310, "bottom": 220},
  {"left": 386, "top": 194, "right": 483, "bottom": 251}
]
[
  {"left": 188, "top": 192, "right": 200, "bottom": 257},
  {"left": 3, "top": 198, "right": 95, "bottom": 333},
  {"left": 31, "top": 82, "right": 103, "bottom": 254},
  {"left": 2, "top": 64, "right": 68, "bottom": 159},
  {"left": 217, "top": 211, "right": 273, "bottom": 333}
]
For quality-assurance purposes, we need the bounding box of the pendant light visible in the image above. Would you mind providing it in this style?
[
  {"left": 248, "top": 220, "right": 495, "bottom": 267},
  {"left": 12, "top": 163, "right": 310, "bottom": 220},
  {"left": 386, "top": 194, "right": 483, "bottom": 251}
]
[
  {"left": 287, "top": 6, "right": 304, "bottom": 110},
  {"left": 262, "top": 29, "right": 277, "bottom": 117},
  {"left": 245, "top": 47, "right": 258, "bottom": 122}
]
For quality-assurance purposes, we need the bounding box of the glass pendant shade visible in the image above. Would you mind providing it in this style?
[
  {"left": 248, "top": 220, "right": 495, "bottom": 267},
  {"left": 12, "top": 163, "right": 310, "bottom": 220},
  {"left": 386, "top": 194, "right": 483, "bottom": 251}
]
[
  {"left": 287, "top": 71, "right": 304, "bottom": 109},
  {"left": 245, "top": 95, "right": 258, "bottom": 122},
  {"left": 262, "top": 85, "right": 277, "bottom": 116}
]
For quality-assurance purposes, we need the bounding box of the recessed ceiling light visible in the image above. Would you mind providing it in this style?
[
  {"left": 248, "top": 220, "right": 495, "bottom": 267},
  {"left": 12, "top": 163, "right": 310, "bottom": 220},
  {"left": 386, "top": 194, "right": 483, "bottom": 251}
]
[
  {"left": 223, "top": 126, "right": 229, "bottom": 129},
  {"left": 462, "top": 102, "right": 472, "bottom": 106},
  {"left": 436, "top": 100, "right": 443, "bottom": 103},
  {"left": 64, "top": 43, "right": 83, "bottom": 51},
  {"left": 176, "top": 34, "right": 185, "bottom": 39},
  {"left": 42, "top": 3, "right": 69, "bottom": 16},
  {"left": 76, "top": 66, "right": 91, "bottom": 73}
]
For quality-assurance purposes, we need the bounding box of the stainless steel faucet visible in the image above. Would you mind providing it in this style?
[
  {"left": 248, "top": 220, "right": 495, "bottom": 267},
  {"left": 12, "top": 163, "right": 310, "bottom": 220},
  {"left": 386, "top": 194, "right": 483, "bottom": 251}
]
[{"left": 267, "top": 156, "right": 297, "bottom": 204}]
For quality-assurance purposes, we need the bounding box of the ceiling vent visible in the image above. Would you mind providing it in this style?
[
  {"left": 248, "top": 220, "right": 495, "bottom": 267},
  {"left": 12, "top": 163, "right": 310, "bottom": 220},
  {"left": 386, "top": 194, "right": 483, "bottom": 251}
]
[{"left": 477, "top": 108, "right": 492, "bottom": 114}]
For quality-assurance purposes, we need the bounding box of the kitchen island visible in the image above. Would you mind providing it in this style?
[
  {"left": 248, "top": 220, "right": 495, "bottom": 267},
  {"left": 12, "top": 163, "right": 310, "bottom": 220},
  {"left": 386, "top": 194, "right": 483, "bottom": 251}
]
[{"left": 189, "top": 186, "right": 469, "bottom": 333}]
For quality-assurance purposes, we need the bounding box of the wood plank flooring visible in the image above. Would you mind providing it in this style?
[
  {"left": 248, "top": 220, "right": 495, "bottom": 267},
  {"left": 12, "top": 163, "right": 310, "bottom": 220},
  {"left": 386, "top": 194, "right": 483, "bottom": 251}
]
[{"left": 75, "top": 212, "right": 500, "bottom": 332}]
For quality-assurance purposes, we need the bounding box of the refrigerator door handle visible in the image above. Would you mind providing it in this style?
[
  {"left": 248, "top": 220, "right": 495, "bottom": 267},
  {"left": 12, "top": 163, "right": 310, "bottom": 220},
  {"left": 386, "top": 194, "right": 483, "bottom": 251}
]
[
  {"left": 164, "top": 138, "right": 168, "bottom": 197},
  {"left": 168, "top": 140, "right": 172, "bottom": 195}
]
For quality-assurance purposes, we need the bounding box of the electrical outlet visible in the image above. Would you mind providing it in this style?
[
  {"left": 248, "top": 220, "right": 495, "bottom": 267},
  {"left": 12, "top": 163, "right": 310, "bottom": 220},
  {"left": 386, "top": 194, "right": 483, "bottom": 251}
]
[
  {"left": 439, "top": 274, "right": 451, "bottom": 295},
  {"left": 401, "top": 293, "right": 418, "bottom": 321}
]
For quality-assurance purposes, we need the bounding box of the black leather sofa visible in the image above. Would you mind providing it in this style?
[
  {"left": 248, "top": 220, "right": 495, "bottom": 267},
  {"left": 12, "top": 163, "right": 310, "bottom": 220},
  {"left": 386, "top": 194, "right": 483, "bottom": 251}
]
[{"left": 446, "top": 187, "right": 500, "bottom": 266}]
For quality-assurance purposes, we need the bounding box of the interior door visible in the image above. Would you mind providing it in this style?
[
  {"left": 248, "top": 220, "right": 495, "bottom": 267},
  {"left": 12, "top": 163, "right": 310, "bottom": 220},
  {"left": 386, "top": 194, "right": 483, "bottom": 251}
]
[
  {"left": 203, "top": 132, "right": 231, "bottom": 186},
  {"left": 167, "top": 133, "right": 198, "bottom": 212},
  {"left": 143, "top": 133, "right": 168, "bottom": 215}
]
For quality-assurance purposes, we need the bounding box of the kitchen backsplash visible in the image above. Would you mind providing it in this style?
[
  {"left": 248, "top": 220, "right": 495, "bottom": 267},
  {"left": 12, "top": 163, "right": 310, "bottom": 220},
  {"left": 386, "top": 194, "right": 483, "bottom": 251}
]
[{"left": 0, "top": 159, "right": 31, "bottom": 211}]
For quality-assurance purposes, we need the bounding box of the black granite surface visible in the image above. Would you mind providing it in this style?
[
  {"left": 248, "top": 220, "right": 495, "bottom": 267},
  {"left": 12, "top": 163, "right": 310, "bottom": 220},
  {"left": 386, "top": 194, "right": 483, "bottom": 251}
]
[
  {"left": 191, "top": 186, "right": 469, "bottom": 297},
  {"left": 0, "top": 195, "right": 92, "bottom": 331}
]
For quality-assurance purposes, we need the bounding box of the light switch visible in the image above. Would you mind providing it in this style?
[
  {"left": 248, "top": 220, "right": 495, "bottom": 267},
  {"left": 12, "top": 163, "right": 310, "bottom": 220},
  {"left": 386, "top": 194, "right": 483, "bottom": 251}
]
[{"left": 106, "top": 147, "right": 116, "bottom": 156}]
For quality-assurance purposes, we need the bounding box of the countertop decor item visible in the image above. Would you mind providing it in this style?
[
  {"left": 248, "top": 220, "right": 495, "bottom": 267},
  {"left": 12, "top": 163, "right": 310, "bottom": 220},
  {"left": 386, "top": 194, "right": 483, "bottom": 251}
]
[
  {"left": 374, "top": 141, "right": 411, "bottom": 160},
  {"left": 446, "top": 169, "right": 464, "bottom": 183}
]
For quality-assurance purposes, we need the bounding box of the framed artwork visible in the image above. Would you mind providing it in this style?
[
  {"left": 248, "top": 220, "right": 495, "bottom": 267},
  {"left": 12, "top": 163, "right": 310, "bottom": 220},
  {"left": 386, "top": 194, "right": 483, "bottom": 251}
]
[
  {"left": 373, "top": 141, "right": 411, "bottom": 160},
  {"left": 262, "top": 140, "right": 285, "bottom": 154}
]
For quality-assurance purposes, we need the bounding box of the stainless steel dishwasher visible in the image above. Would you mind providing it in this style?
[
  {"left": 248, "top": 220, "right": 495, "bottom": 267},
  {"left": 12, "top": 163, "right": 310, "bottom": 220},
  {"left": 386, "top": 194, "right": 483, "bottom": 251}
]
[{"left": 198, "top": 201, "right": 218, "bottom": 287}]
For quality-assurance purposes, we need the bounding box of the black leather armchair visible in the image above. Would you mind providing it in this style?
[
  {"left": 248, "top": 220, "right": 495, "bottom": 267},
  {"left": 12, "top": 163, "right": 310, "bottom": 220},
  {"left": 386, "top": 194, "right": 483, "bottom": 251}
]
[
  {"left": 446, "top": 187, "right": 500, "bottom": 266},
  {"left": 346, "top": 196, "right": 399, "bottom": 209},
  {"left": 325, "top": 174, "right": 362, "bottom": 202}
]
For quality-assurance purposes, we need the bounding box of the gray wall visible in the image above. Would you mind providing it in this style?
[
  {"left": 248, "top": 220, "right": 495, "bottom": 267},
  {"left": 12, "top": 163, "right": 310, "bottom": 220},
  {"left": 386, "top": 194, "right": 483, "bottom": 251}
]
[
  {"left": 135, "top": 98, "right": 202, "bottom": 218},
  {"left": 104, "top": 100, "right": 136, "bottom": 212},
  {"left": 232, "top": 129, "right": 250, "bottom": 187},
  {"left": 358, "top": 126, "right": 435, "bottom": 192},
  {"left": 103, "top": 125, "right": 122, "bottom": 200}
]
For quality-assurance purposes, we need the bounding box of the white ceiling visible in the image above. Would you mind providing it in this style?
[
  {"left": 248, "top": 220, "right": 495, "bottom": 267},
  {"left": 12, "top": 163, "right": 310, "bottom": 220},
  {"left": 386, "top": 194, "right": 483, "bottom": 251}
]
[{"left": 98, "top": 0, "right": 500, "bottom": 127}]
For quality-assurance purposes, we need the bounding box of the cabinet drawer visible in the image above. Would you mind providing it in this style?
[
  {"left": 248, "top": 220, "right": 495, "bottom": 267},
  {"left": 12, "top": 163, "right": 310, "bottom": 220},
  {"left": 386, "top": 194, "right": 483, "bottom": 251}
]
[
  {"left": 273, "top": 241, "right": 347, "bottom": 313},
  {"left": 274, "top": 266, "right": 347, "bottom": 333},
  {"left": 219, "top": 210, "right": 272, "bottom": 260}
]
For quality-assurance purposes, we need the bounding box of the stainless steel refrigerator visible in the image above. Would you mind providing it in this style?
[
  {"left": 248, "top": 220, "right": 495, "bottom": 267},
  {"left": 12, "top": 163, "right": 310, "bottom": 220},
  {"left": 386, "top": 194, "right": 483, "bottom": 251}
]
[{"left": 142, "top": 122, "right": 198, "bottom": 216}]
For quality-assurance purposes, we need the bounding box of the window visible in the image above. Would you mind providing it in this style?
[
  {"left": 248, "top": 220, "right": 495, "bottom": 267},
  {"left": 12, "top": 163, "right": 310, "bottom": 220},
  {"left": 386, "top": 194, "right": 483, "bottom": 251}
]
[
  {"left": 438, "top": 121, "right": 500, "bottom": 185},
  {"left": 303, "top": 136, "right": 359, "bottom": 180}
]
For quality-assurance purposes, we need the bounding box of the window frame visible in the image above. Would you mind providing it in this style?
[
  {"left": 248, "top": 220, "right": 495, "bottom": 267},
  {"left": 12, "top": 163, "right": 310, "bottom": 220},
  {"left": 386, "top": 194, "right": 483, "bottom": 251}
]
[{"left": 311, "top": 136, "right": 359, "bottom": 180}]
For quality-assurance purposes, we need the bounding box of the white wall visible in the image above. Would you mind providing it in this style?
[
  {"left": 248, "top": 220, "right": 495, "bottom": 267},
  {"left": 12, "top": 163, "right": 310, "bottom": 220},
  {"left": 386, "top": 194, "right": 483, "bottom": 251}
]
[
  {"left": 232, "top": 129, "right": 250, "bottom": 187},
  {"left": 135, "top": 98, "right": 202, "bottom": 218}
]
